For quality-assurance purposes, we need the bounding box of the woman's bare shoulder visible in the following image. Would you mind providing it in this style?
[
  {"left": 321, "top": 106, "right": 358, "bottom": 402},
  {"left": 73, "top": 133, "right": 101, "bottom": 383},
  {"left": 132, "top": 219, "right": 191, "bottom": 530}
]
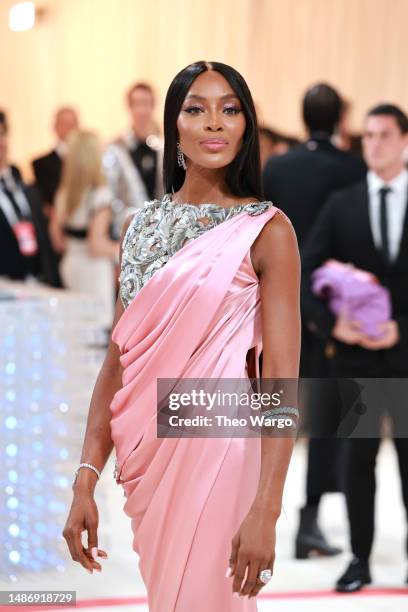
[{"left": 251, "top": 209, "right": 299, "bottom": 276}]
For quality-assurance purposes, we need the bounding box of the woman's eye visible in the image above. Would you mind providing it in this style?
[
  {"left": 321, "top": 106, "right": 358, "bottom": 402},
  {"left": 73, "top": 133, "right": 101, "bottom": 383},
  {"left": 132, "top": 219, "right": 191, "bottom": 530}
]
[
  {"left": 223, "top": 107, "right": 242, "bottom": 115},
  {"left": 183, "top": 106, "right": 203, "bottom": 114},
  {"left": 182, "top": 106, "right": 242, "bottom": 115}
]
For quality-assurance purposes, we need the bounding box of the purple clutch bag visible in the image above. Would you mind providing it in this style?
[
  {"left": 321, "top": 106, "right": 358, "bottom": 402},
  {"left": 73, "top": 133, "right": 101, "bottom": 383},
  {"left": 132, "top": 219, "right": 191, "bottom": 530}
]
[{"left": 311, "top": 259, "right": 392, "bottom": 338}]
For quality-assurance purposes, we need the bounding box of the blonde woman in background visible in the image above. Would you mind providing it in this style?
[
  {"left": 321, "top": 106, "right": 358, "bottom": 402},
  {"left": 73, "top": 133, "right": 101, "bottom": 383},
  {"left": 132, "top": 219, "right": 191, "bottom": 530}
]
[{"left": 50, "top": 131, "right": 119, "bottom": 328}]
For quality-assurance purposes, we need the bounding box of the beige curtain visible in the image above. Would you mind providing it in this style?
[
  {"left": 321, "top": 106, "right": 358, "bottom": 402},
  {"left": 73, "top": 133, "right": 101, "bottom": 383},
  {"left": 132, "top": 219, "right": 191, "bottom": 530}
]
[{"left": 0, "top": 0, "right": 407, "bottom": 177}]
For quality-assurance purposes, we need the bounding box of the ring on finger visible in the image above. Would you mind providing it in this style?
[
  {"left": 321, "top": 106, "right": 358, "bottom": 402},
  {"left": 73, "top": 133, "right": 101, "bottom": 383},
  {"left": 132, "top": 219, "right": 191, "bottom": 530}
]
[{"left": 258, "top": 568, "right": 272, "bottom": 584}]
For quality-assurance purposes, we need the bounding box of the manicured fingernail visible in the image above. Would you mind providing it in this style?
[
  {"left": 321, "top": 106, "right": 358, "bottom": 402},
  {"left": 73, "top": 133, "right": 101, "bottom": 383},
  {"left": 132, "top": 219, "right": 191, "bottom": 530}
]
[
  {"left": 225, "top": 567, "right": 232, "bottom": 577},
  {"left": 95, "top": 567, "right": 101, "bottom": 572},
  {"left": 233, "top": 592, "right": 239, "bottom": 598},
  {"left": 91, "top": 547, "right": 98, "bottom": 560},
  {"left": 87, "top": 569, "right": 93, "bottom": 574}
]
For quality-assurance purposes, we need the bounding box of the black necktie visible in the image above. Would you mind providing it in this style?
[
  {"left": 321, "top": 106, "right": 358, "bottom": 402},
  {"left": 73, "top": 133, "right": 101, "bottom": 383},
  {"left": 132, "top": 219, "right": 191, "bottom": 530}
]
[
  {"left": 0, "top": 176, "right": 23, "bottom": 221},
  {"left": 379, "top": 186, "right": 391, "bottom": 263}
]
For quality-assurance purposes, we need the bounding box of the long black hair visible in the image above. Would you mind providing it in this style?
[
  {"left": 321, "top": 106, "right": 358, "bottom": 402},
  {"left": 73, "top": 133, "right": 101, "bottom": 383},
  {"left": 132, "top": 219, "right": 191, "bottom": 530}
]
[{"left": 163, "top": 60, "right": 263, "bottom": 200}]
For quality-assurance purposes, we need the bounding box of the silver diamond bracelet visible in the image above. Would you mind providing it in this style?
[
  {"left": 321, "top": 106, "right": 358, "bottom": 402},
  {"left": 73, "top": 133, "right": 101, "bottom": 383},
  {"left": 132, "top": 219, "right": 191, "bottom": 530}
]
[
  {"left": 261, "top": 406, "right": 300, "bottom": 419},
  {"left": 72, "top": 462, "right": 101, "bottom": 487}
]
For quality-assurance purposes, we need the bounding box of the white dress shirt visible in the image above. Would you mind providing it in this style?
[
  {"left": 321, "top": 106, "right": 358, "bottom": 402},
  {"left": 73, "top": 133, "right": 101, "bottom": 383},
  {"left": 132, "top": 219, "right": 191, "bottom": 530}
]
[
  {"left": 0, "top": 165, "right": 15, "bottom": 187},
  {"left": 55, "top": 140, "right": 68, "bottom": 158},
  {"left": 367, "top": 168, "right": 408, "bottom": 262},
  {"left": 0, "top": 165, "right": 31, "bottom": 224}
]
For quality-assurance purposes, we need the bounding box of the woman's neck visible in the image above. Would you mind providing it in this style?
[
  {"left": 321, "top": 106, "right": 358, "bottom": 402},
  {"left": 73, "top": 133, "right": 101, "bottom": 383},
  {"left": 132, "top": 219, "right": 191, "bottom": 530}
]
[{"left": 173, "top": 166, "right": 232, "bottom": 205}]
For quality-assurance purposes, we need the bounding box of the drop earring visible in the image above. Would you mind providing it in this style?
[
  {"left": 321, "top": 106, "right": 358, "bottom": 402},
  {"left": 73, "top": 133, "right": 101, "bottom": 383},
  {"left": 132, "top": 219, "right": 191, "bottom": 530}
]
[{"left": 177, "top": 142, "right": 187, "bottom": 170}]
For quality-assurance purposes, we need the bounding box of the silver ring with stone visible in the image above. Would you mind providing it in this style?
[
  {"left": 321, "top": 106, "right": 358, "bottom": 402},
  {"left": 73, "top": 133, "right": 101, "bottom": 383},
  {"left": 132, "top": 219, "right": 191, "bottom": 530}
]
[{"left": 258, "top": 568, "right": 272, "bottom": 584}]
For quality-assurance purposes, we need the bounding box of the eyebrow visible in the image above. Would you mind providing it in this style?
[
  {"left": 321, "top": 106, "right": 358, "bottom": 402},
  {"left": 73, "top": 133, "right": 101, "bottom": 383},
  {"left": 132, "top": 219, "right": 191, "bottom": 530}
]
[{"left": 184, "top": 93, "right": 240, "bottom": 101}]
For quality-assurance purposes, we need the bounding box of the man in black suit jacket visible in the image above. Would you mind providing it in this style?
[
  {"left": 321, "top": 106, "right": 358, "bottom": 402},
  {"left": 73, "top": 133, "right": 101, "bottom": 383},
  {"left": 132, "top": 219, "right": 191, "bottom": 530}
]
[
  {"left": 263, "top": 85, "right": 366, "bottom": 248},
  {"left": 263, "top": 84, "right": 367, "bottom": 560},
  {"left": 32, "top": 107, "right": 79, "bottom": 214},
  {"left": 302, "top": 104, "right": 408, "bottom": 592},
  {"left": 32, "top": 107, "right": 79, "bottom": 287},
  {"left": 0, "top": 111, "right": 59, "bottom": 285}
]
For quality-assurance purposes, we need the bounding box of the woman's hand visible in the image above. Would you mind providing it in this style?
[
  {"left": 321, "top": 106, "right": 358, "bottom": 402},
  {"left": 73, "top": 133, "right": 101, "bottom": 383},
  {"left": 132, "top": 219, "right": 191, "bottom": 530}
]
[
  {"left": 62, "top": 492, "right": 108, "bottom": 573},
  {"left": 227, "top": 506, "right": 276, "bottom": 598}
]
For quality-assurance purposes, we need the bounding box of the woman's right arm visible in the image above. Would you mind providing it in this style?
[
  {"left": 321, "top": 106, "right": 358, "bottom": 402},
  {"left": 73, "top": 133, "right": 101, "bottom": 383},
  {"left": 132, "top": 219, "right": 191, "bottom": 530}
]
[
  {"left": 49, "top": 207, "right": 67, "bottom": 254},
  {"left": 49, "top": 191, "right": 67, "bottom": 254},
  {"left": 88, "top": 207, "right": 120, "bottom": 260},
  {"left": 62, "top": 214, "right": 134, "bottom": 574}
]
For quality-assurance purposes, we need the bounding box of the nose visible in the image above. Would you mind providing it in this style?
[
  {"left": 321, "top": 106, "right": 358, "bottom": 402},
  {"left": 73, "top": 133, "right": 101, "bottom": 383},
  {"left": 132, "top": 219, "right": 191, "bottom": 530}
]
[{"left": 205, "top": 109, "right": 223, "bottom": 132}]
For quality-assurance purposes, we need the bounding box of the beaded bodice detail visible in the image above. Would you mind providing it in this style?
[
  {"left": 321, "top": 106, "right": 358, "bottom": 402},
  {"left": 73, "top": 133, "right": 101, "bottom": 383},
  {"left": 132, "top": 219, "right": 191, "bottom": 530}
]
[{"left": 119, "top": 193, "right": 274, "bottom": 308}]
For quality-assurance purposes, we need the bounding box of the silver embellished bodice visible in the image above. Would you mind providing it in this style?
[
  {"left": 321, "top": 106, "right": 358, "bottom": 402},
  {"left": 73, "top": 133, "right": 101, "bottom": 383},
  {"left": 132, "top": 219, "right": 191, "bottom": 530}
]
[{"left": 119, "top": 193, "right": 274, "bottom": 308}]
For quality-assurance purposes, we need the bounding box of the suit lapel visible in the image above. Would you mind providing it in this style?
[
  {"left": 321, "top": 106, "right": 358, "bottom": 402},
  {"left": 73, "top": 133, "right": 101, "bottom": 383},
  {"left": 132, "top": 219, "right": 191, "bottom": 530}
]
[
  {"left": 356, "top": 180, "right": 384, "bottom": 265},
  {"left": 394, "top": 188, "right": 408, "bottom": 266},
  {"left": 361, "top": 180, "right": 408, "bottom": 268}
]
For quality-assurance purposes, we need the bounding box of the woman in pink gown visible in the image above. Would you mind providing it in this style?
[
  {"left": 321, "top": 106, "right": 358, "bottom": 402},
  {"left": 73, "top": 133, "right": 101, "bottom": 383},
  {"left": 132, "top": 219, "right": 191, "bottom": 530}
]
[{"left": 63, "top": 61, "right": 301, "bottom": 611}]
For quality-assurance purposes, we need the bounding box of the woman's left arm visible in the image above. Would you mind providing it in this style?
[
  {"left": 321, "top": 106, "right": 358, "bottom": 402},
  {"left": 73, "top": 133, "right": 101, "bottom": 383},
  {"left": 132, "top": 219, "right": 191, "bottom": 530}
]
[{"left": 229, "top": 211, "right": 301, "bottom": 598}]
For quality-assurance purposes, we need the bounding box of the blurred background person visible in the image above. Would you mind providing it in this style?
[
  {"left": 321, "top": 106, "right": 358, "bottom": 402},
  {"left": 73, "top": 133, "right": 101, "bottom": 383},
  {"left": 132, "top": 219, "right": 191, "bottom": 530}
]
[
  {"left": 50, "top": 130, "right": 119, "bottom": 330},
  {"left": 263, "top": 83, "right": 366, "bottom": 246},
  {"left": 32, "top": 106, "right": 80, "bottom": 288},
  {"left": 334, "top": 98, "right": 364, "bottom": 157},
  {"left": 301, "top": 104, "right": 408, "bottom": 592},
  {"left": 0, "top": 110, "right": 57, "bottom": 284},
  {"left": 103, "top": 82, "right": 164, "bottom": 240},
  {"left": 32, "top": 106, "right": 80, "bottom": 217},
  {"left": 258, "top": 126, "right": 300, "bottom": 168},
  {"left": 262, "top": 84, "right": 367, "bottom": 560}
]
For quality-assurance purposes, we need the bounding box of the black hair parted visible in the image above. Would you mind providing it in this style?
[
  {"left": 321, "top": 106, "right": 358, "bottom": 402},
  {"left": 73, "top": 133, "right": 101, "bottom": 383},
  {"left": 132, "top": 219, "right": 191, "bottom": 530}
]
[
  {"left": 163, "top": 60, "right": 263, "bottom": 200},
  {"left": 367, "top": 103, "right": 408, "bottom": 134}
]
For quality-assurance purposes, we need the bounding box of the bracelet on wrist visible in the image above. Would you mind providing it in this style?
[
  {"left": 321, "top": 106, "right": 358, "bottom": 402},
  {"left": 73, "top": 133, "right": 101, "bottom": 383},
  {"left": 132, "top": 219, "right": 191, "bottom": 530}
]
[
  {"left": 262, "top": 405, "right": 300, "bottom": 419},
  {"left": 72, "top": 462, "right": 101, "bottom": 488}
]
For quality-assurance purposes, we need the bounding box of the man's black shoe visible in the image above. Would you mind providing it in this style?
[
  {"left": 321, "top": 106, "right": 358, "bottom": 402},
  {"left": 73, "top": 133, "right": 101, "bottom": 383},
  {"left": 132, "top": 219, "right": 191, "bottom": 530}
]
[
  {"left": 295, "top": 505, "right": 342, "bottom": 559},
  {"left": 335, "top": 557, "right": 372, "bottom": 593}
]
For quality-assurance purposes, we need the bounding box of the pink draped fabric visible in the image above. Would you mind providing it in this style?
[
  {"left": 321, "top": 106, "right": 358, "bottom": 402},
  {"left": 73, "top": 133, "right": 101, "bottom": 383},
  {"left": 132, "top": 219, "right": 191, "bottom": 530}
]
[{"left": 109, "top": 205, "right": 282, "bottom": 611}]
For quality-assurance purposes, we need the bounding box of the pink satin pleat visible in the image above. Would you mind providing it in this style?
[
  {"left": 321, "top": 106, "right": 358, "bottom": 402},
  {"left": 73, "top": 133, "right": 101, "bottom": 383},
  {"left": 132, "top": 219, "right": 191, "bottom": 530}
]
[{"left": 109, "top": 206, "right": 281, "bottom": 611}]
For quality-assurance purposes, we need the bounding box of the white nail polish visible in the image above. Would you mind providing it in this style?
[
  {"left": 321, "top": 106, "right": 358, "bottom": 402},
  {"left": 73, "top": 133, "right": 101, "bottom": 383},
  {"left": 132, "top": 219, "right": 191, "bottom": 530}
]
[
  {"left": 225, "top": 567, "right": 232, "bottom": 578},
  {"left": 91, "top": 547, "right": 98, "bottom": 560}
]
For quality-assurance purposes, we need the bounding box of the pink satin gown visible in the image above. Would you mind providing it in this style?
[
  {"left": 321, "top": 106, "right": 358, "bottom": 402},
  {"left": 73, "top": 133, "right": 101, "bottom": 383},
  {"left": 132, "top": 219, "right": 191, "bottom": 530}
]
[{"left": 109, "top": 195, "right": 285, "bottom": 611}]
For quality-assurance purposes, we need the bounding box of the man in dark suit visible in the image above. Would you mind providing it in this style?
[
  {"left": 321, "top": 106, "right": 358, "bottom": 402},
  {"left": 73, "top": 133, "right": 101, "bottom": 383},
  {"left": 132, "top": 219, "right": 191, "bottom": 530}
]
[
  {"left": 0, "top": 110, "right": 59, "bottom": 284},
  {"left": 32, "top": 107, "right": 79, "bottom": 287},
  {"left": 301, "top": 104, "right": 408, "bottom": 591},
  {"left": 263, "top": 84, "right": 366, "bottom": 247},
  {"left": 32, "top": 107, "right": 79, "bottom": 215},
  {"left": 263, "top": 84, "right": 367, "bottom": 559}
]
